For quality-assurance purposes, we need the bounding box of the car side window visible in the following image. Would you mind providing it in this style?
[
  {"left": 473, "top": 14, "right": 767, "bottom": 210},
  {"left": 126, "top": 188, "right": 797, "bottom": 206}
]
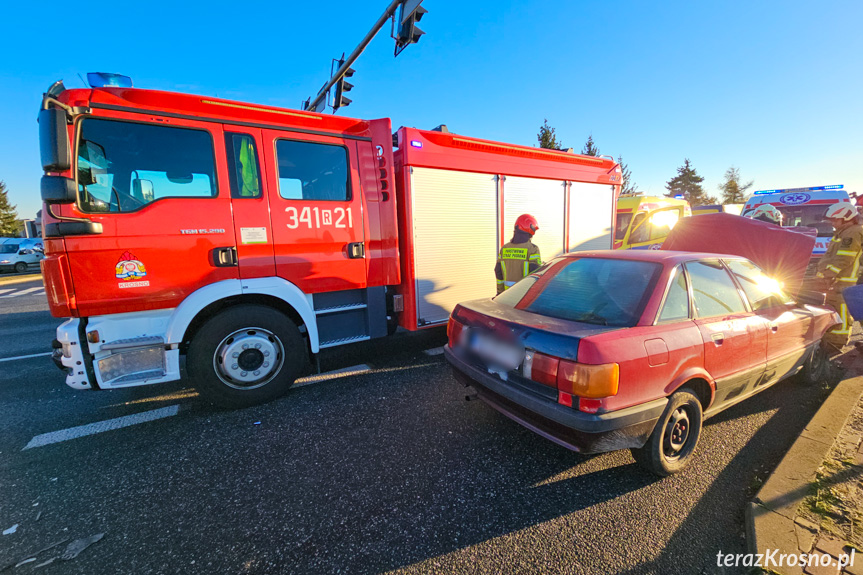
[
  {"left": 685, "top": 260, "right": 747, "bottom": 318},
  {"left": 725, "top": 259, "right": 794, "bottom": 310},
  {"left": 657, "top": 266, "right": 690, "bottom": 323}
]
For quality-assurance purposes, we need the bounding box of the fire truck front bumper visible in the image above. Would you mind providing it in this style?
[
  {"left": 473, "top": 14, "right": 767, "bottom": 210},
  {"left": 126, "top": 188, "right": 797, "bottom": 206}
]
[{"left": 55, "top": 314, "right": 182, "bottom": 390}]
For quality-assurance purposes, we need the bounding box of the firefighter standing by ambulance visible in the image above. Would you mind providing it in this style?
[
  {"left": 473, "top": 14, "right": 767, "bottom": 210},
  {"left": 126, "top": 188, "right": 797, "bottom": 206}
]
[
  {"left": 816, "top": 201, "right": 863, "bottom": 353},
  {"left": 495, "top": 214, "right": 541, "bottom": 294}
]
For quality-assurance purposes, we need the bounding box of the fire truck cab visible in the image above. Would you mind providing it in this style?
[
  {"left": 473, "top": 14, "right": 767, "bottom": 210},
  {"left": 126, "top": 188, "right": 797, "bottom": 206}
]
[{"left": 38, "top": 80, "right": 620, "bottom": 407}]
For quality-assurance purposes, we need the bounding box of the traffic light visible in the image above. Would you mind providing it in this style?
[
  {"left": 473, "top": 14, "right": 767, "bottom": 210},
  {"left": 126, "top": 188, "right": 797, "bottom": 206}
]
[
  {"left": 395, "top": 0, "right": 427, "bottom": 55},
  {"left": 333, "top": 61, "right": 354, "bottom": 112}
]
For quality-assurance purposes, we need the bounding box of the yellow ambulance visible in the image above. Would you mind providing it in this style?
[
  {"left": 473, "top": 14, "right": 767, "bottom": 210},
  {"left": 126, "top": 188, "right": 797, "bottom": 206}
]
[{"left": 613, "top": 194, "right": 691, "bottom": 250}]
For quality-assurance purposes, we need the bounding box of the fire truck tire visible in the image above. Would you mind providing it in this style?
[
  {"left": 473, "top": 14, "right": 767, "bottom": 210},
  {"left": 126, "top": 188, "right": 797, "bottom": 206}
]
[{"left": 187, "top": 304, "right": 306, "bottom": 408}]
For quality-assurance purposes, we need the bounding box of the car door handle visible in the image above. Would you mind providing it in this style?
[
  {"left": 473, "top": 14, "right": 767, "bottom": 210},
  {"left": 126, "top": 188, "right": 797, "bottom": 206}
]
[
  {"left": 712, "top": 333, "right": 724, "bottom": 346},
  {"left": 769, "top": 323, "right": 778, "bottom": 333}
]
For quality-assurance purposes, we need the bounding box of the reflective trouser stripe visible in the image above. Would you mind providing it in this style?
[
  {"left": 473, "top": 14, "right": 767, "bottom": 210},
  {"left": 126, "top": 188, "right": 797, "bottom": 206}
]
[
  {"left": 827, "top": 265, "right": 842, "bottom": 273},
  {"left": 829, "top": 303, "right": 851, "bottom": 335},
  {"left": 837, "top": 250, "right": 858, "bottom": 256}
]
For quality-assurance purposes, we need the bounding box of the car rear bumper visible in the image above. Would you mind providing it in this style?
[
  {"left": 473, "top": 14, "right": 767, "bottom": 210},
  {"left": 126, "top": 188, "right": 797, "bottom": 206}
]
[{"left": 445, "top": 345, "right": 667, "bottom": 454}]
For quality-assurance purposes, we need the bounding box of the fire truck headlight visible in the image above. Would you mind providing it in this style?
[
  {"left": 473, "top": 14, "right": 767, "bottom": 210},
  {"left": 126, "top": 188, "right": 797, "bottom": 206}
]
[{"left": 98, "top": 347, "right": 165, "bottom": 384}]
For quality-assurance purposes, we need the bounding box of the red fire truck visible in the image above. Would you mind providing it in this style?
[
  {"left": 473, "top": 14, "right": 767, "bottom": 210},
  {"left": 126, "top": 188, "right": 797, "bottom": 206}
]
[{"left": 38, "top": 80, "right": 621, "bottom": 407}]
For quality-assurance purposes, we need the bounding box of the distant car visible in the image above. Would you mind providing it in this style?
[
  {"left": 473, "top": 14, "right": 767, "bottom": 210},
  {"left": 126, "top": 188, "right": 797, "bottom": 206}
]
[
  {"left": 444, "top": 250, "right": 838, "bottom": 476},
  {"left": 0, "top": 238, "right": 44, "bottom": 273}
]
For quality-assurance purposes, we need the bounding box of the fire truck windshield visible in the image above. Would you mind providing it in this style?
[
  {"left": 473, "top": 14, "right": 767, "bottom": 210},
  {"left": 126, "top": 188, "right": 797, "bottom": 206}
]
[{"left": 76, "top": 118, "right": 218, "bottom": 213}]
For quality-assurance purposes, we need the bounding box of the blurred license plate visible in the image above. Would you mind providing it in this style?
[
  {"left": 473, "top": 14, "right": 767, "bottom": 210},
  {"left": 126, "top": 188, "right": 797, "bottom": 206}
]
[{"left": 469, "top": 332, "right": 523, "bottom": 371}]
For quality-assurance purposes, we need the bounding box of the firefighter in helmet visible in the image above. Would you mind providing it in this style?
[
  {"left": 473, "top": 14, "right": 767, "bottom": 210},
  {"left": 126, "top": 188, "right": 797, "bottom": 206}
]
[
  {"left": 495, "top": 214, "right": 541, "bottom": 294},
  {"left": 750, "top": 204, "right": 783, "bottom": 226},
  {"left": 816, "top": 201, "right": 863, "bottom": 352}
]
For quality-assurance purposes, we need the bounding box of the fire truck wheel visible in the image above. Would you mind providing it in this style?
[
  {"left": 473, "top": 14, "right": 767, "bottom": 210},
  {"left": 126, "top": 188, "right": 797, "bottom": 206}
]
[{"left": 188, "top": 305, "right": 305, "bottom": 408}]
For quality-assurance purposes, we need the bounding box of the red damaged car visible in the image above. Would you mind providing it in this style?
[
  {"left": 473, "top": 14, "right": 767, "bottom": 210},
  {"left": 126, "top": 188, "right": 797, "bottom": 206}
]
[{"left": 444, "top": 250, "right": 838, "bottom": 476}]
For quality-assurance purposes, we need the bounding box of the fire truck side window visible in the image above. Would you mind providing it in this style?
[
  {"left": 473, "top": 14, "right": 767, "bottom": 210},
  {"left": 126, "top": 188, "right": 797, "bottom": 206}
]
[
  {"left": 225, "top": 133, "right": 262, "bottom": 198},
  {"left": 76, "top": 118, "right": 217, "bottom": 213},
  {"left": 276, "top": 139, "right": 350, "bottom": 202}
]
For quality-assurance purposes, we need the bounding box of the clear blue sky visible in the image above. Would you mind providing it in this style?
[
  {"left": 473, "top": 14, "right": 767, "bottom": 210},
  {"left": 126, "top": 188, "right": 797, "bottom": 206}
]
[{"left": 3, "top": 0, "right": 861, "bottom": 219}]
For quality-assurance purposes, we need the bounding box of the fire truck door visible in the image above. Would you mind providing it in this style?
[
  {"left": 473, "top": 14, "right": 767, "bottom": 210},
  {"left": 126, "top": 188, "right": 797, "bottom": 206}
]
[
  {"left": 224, "top": 129, "right": 276, "bottom": 278},
  {"left": 262, "top": 129, "right": 367, "bottom": 293}
]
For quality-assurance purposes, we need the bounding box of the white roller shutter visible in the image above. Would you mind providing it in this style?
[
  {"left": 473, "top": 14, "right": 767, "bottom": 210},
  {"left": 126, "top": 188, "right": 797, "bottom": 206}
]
[
  {"left": 502, "top": 176, "right": 566, "bottom": 263},
  {"left": 410, "top": 167, "right": 499, "bottom": 326},
  {"left": 568, "top": 183, "right": 615, "bottom": 252}
]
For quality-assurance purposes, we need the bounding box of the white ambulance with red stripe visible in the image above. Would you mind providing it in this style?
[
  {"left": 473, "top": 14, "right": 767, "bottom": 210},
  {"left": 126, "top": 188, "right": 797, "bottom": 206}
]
[{"left": 742, "top": 185, "right": 851, "bottom": 264}]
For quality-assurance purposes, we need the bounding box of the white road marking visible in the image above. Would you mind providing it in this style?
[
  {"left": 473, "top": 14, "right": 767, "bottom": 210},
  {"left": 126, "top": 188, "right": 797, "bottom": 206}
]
[
  {"left": 0, "top": 351, "right": 53, "bottom": 363},
  {"left": 0, "top": 289, "right": 13, "bottom": 296},
  {"left": 424, "top": 346, "right": 445, "bottom": 356},
  {"left": 293, "top": 364, "right": 372, "bottom": 388},
  {"left": 0, "top": 287, "right": 45, "bottom": 298},
  {"left": 23, "top": 405, "right": 180, "bottom": 450}
]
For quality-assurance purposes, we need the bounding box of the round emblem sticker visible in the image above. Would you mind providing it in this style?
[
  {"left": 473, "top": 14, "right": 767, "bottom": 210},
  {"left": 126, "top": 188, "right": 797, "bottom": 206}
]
[{"left": 779, "top": 193, "right": 811, "bottom": 205}]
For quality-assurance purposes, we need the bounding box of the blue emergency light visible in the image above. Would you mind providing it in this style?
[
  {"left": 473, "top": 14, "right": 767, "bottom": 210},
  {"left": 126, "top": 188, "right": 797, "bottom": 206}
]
[
  {"left": 674, "top": 194, "right": 684, "bottom": 199},
  {"left": 410, "top": 140, "right": 423, "bottom": 148},
  {"left": 754, "top": 185, "right": 843, "bottom": 195},
  {"left": 87, "top": 72, "right": 133, "bottom": 88}
]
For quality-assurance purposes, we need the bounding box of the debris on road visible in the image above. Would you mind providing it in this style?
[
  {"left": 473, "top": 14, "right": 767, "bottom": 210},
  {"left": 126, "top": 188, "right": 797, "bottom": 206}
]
[
  {"left": 32, "top": 558, "right": 55, "bottom": 569},
  {"left": 2, "top": 525, "right": 18, "bottom": 536},
  {"left": 13, "top": 558, "right": 35, "bottom": 568},
  {"left": 0, "top": 538, "right": 69, "bottom": 572},
  {"left": 61, "top": 533, "right": 104, "bottom": 560}
]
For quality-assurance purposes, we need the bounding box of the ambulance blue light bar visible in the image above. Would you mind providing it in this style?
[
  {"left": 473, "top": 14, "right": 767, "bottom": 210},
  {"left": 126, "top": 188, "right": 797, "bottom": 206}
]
[
  {"left": 86, "top": 72, "right": 133, "bottom": 88},
  {"left": 753, "top": 185, "right": 843, "bottom": 195}
]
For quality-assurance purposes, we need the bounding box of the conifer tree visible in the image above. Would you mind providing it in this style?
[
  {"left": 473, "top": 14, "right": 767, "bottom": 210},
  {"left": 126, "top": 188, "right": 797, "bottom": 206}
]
[
  {"left": 0, "top": 181, "right": 21, "bottom": 237},
  {"left": 665, "top": 159, "right": 717, "bottom": 206}
]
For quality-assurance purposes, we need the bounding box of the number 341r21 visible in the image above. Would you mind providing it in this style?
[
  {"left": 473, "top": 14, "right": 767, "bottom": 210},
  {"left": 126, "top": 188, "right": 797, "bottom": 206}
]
[{"left": 285, "top": 207, "right": 353, "bottom": 230}]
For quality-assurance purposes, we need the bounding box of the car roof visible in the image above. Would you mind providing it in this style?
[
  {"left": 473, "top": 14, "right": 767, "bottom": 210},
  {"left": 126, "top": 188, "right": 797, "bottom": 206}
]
[{"left": 559, "top": 249, "right": 748, "bottom": 265}]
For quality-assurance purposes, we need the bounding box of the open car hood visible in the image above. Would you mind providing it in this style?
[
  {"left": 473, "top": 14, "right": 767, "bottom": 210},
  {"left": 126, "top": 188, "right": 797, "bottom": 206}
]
[{"left": 661, "top": 212, "right": 816, "bottom": 295}]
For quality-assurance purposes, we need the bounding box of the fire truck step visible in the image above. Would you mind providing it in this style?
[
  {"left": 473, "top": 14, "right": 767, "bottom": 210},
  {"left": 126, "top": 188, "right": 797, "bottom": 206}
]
[
  {"left": 319, "top": 335, "right": 371, "bottom": 349},
  {"left": 314, "top": 303, "right": 368, "bottom": 316}
]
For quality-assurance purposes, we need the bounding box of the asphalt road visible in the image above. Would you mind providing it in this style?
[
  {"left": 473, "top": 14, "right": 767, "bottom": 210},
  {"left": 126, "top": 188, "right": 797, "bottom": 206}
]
[{"left": 0, "top": 286, "right": 839, "bottom": 575}]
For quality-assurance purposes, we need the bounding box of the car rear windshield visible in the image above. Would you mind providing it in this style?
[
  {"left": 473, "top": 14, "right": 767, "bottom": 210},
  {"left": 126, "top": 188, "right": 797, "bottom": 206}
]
[{"left": 494, "top": 257, "right": 662, "bottom": 326}]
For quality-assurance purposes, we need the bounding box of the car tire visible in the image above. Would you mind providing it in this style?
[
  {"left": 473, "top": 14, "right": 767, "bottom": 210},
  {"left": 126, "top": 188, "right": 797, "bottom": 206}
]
[
  {"left": 631, "top": 389, "right": 703, "bottom": 477},
  {"left": 187, "top": 305, "right": 306, "bottom": 408},
  {"left": 14, "top": 262, "right": 27, "bottom": 273},
  {"left": 800, "top": 344, "right": 828, "bottom": 385}
]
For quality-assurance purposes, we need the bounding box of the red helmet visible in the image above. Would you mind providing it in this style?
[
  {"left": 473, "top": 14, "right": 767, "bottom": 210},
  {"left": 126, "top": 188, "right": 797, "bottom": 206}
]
[{"left": 515, "top": 214, "right": 539, "bottom": 236}]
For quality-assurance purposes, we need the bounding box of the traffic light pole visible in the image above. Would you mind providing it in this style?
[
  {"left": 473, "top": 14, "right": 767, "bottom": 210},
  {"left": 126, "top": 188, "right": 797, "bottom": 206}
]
[{"left": 304, "top": 0, "right": 404, "bottom": 113}]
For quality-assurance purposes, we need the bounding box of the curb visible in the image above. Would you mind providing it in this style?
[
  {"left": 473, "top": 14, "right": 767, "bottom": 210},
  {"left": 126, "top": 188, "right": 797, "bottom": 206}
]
[
  {"left": 746, "top": 373, "right": 863, "bottom": 572},
  {"left": 0, "top": 274, "right": 42, "bottom": 286}
]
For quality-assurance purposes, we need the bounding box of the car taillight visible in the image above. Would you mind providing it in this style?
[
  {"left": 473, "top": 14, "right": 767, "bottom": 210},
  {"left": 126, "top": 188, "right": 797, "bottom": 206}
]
[
  {"left": 527, "top": 351, "right": 619, "bottom": 408},
  {"left": 558, "top": 361, "right": 620, "bottom": 399},
  {"left": 524, "top": 351, "right": 559, "bottom": 387},
  {"left": 447, "top": 317, "right": 465, "bottom": 347}
]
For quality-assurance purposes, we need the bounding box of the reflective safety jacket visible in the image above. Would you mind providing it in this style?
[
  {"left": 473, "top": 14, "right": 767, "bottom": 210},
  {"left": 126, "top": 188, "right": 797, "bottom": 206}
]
[
  {"left": 496, "top": 240, "right": 541, "bottom": 294},
  {"left": 816, "top": 223, "right": 863, "bottom": 286}
]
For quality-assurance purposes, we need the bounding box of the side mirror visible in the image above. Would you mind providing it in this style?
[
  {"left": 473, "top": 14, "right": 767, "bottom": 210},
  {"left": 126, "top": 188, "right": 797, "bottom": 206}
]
[
  {"left": 41, "top": 175, "right": 77, "bottom": 204},
  {"left": 131, "top": 178, "right": 154, "bottom": 201},
  {"left": 39, "top": 108, "right": 71, "bottom": 172}
]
